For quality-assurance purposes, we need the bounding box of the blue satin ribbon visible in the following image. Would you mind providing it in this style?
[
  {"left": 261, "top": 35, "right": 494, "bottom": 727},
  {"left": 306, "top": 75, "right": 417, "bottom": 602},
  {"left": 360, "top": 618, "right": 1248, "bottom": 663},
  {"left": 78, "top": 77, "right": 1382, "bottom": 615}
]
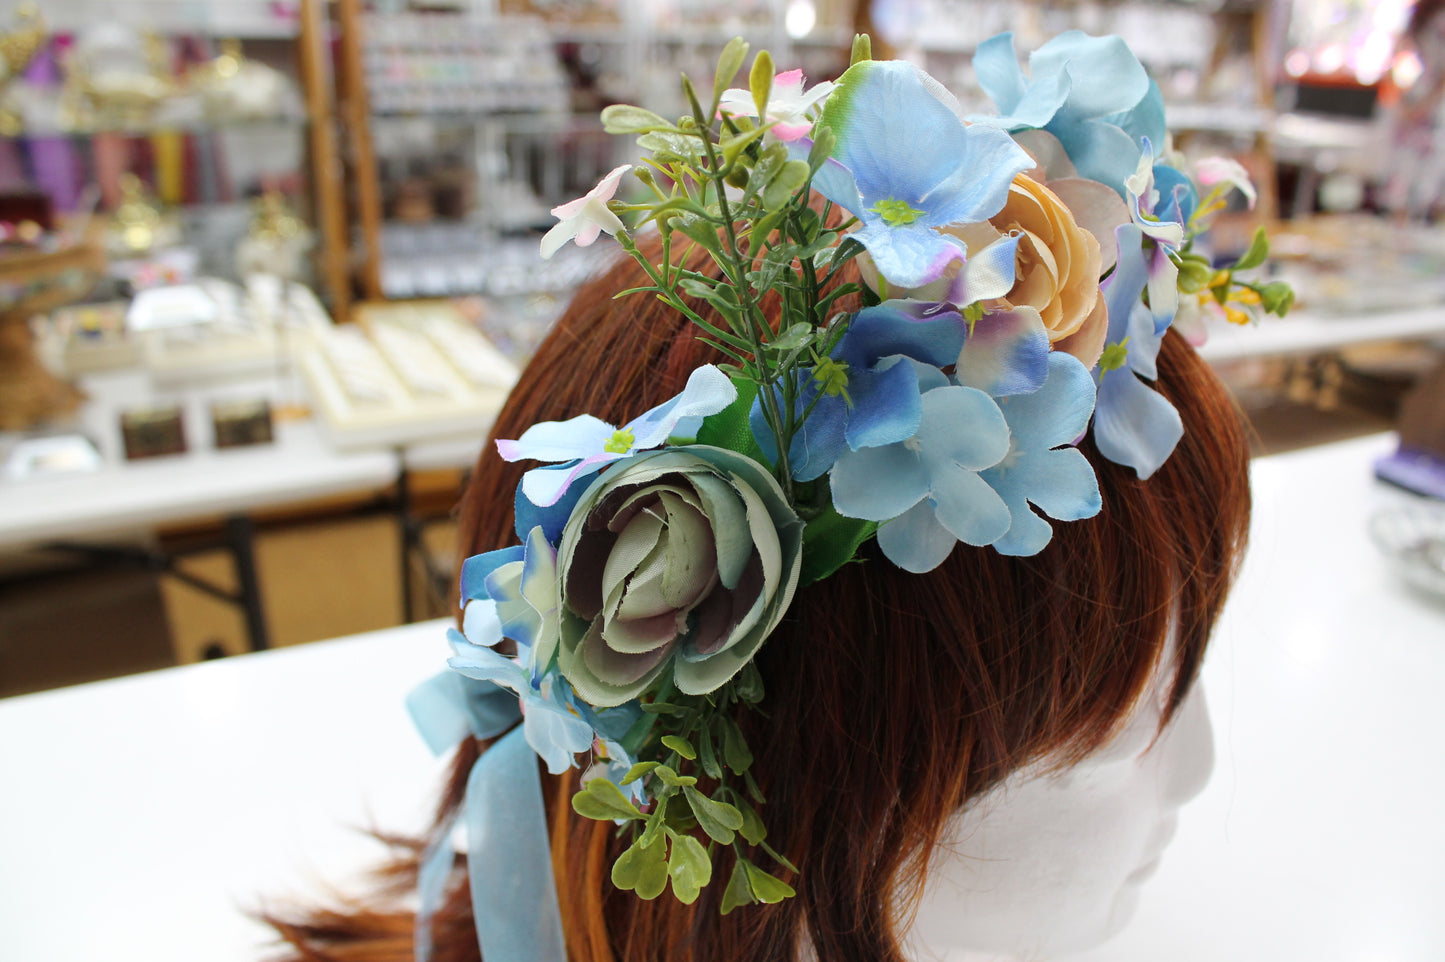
[{"left": 406, "top": 672, "right": 567, "bottom": 962}]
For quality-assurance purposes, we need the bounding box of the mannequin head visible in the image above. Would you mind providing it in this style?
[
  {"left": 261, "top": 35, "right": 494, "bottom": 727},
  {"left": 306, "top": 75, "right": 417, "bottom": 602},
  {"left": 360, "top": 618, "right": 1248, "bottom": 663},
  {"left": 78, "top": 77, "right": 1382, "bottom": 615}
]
[
  {"left": 906, "top": 655, "right": 1215, "bottom": 960},
  {"left": 271, "top": 240, "right": 1250, "bottom": 962}
]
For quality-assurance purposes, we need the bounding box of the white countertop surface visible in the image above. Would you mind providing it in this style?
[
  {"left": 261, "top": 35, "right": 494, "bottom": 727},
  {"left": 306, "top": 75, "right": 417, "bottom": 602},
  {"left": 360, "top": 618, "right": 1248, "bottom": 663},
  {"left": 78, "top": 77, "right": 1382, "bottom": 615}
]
[{"left": 1, "top": 434, "right": 1442, "bottom": 961}]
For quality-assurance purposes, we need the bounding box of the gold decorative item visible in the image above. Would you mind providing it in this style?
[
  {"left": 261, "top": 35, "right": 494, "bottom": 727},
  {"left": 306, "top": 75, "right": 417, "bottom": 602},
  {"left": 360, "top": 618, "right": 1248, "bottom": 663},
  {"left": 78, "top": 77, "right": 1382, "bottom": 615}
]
[
  {"left": 235, "top": 191, "right": 313, "bottom": 281},
  {"left": 60, "top": 24, "right": 175, "bottom": 131},
  {"left": 0, "top": 4, "right": 45, "bottom": 137},
  {"left": 108, "top": 174, "right": 181, "bottom": 256},
  {"left": 189, "top": 38, "right": 295, "bottom": 121}
]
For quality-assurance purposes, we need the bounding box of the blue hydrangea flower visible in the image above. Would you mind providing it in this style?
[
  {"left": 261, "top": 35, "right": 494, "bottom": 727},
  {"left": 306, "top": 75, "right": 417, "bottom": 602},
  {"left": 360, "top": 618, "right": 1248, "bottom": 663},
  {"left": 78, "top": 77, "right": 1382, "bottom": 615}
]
[
  {"left": 459, "top": 525, "right": 561, "bottom": 679},
  {"left": 497, "top": 364, "right": 736, "bottom": 507},
  {"left": 829, "top": 381, "right": 1012, "bottom": 573},
  {"left": 954, "top": 306, "right": 1051, "bottom": 398},
  {"left": 446, "top": 623, "right": 594, "bottom": 776},
  {"left": 1091, "top": 223, "right": 1183, "bottom": 479},
  {"left": 803, "top": 58, "right": 1032, "bottom": 289},
  {"left": 979, "top": 352, "right": 1102, "bottom": 556},
  {"left": 972, "top": 31, "right": 1164, "bottom": 196},
  {"left": 749, "top": 301, "right": 968, "bottom": 481}
]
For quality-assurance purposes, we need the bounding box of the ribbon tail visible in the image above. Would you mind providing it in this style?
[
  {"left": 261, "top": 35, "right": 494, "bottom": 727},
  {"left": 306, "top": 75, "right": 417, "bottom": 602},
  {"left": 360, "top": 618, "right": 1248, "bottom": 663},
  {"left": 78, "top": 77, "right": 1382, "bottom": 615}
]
[
  {"left": 415, "top": 814, "right": 459, "bottom": 962},
  {"left": 466, "top": 726, "right": 567, "bottom": 962}
]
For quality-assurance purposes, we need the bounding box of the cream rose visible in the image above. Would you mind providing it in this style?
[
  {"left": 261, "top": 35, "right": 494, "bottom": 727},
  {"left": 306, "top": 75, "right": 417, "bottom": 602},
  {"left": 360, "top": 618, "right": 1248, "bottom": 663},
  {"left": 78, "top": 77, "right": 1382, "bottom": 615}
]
[{"left": 947, "top": 174, "right": 1109, "bottom": 369}]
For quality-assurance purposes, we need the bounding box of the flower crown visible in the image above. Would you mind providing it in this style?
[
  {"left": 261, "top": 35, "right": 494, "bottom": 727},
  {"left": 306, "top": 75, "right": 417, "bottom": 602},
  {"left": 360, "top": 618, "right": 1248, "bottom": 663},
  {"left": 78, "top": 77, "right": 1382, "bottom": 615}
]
[{"left": 406, "top": 31, "right": 1290, "bottom": 958}]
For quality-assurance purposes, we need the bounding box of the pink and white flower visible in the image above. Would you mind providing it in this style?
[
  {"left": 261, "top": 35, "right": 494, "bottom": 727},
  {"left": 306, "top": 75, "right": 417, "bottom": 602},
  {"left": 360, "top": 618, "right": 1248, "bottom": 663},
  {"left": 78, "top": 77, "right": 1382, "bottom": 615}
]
[
  {"left": 718, "top": 69, "right": 835, "bottom": 142},
  {"left": 540, "top": 164, "right": 633, "bottom": 259}
]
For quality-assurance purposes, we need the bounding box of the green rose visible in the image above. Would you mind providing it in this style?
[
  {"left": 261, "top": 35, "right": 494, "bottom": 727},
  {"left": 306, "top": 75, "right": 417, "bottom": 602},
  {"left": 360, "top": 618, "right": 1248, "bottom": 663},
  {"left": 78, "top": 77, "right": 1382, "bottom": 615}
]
[{"left": 555, "top": 446, "right": 803, "bottom": 707}]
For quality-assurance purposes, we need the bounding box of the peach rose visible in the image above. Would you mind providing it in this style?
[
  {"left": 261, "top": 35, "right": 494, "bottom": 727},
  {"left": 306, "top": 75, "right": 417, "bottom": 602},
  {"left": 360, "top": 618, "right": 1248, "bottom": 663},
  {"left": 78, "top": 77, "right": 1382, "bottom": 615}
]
[{"left": 947, "top": 174, "right": 1108, "bottom": 369}]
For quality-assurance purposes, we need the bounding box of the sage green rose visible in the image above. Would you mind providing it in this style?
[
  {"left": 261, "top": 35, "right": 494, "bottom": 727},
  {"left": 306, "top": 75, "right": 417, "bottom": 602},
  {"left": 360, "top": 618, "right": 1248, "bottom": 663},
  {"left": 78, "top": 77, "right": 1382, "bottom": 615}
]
[{"left": 555, "top": 446, "right": 803, "bottom": 707}]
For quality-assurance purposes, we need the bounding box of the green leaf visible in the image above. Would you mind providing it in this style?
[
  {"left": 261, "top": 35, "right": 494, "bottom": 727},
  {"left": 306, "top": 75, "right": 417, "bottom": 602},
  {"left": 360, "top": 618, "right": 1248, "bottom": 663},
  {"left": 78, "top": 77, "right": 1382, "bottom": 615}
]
[
  {"left": 698, "top": 727, "right": 722, "bottom": 780},
  {"left": 640, "top": 700, "right": 687, "bottom": 715},
  {"left": 637, "top": 130, "right": 704, "bottom": 163},
  {"left": 743, "top": 862, "right": 796, "bottom": 904},
  {"left": 768, "top": 322, "right": 814, "bottom": 354},
  {"left": 662, "top": 734, "right": 698, "bottom": 760},
  {"left": 675, "top": 215, "right": 722, "bottom": 254},
  {"left": 666, "top": 831, "right": 713, "bottom": 904},
  {"left": 612, "top": 833, "right": 669, "bottom": 900},
  {"left": 734, "top": 660, "right": 765, "bottom": 705},
  {"left": 653, "top": 764, "right": 698, "bottom": 788},
  {"left": 696, "top": 379, "right": 771, "bottom": 467},
  {"left": 807, "top": 125, "right": 836, "bottom": 175},
  {"left": 622, "top": 761, "right": 660, "bottom": 785},
  {"left": 1258, "top": 280, "right": 1294, "bottom": 316},
  {"left": 1232, "top": 226, "right": 1270, "bottom": 271},
  {"left": 735, "top": 797, "right": 767, "bottom": 846},
  {"left": 800, "top": 501, "right": 878, "bottom": 586},
  {"left": 572, "top": 778, "right": 645, "bottom": 822},
  {"left": 763, "top": 159, "right": 811, "bottom": 212},
  {"left": 850, "top": 33, "right": 872, "bottom": 66},
  {"left": 639, "top": 800, "right": 668, "bottom": 846},
  {"left": 684, "top": 786, "right": 744, "bottom": 844},
  {"left": 759, "top": 839, "right": 799, "bottom": 875},
  {"left": 720, "top": 859, "right": 757, "bottom": 915},
  {"left": 749, "top": 49, "right": 774, "bottom": 124},
  {"left": 713, "top": 37, "right": 749, "bottom": 112},
  {"left": 602, "top": 104, "right": 671, "bottom": 135},
  {"left": 722, "top": 718, "right": 754, "bottom": 774}
]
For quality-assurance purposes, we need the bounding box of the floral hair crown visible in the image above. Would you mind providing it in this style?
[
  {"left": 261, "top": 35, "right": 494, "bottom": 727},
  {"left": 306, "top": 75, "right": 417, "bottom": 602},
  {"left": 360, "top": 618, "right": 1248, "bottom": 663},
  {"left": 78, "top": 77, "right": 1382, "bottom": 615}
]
[{"left": 406, "top": 30, "right": 1289, "bottom": 959}]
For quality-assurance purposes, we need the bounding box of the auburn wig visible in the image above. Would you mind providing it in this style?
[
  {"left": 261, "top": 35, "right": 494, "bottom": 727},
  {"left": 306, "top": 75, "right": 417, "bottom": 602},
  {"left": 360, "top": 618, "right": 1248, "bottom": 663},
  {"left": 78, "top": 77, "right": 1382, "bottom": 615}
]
[{"left": 269, "top": 241, "right": 1251, "bottom": 962}]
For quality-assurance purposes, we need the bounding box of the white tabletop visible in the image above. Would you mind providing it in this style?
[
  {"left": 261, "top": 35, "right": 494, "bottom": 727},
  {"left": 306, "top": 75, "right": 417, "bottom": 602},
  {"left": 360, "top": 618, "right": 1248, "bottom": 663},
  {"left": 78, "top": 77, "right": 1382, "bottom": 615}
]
[
  {"left": 0, "top": 369, "right": 400, "bottom": 549},
  {"left": 1198, "top": 305, "right": 1445, "bottom": 364},
  {"left": 1, "top": 434, "right": 1442, "bottom": 962}
]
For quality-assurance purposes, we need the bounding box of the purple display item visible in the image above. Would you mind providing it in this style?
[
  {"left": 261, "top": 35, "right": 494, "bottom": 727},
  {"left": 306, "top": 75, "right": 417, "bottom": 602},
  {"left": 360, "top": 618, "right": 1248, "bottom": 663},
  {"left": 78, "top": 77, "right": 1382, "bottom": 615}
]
[{"left": 1375, "top": 445, "right": 1445, "bottom": 501}]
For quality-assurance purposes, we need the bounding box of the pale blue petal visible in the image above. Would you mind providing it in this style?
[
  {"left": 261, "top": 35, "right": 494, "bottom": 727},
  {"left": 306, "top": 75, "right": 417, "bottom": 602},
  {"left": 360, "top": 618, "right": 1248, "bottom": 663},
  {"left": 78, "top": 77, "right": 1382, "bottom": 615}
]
[
  {"left": 988, "top": 491, "right": 1054, "bottom": 557},
  {"left": 800, "top": 151, "right": 864, "bottom": 215},
  {"left": 626, "top": 364, "right": 738, "bottom": 449},
  {"left": 448, "top": 636, "right": 527, "bottom": 692},
  {"left": 1153, "top": 163, "right": 1198, "bottom": 225},
  {"left": 844, "top": 359, "right": 925, "bottom": 451},
  {"left": 972, "top": 32, "right": 1029, "bottom": 116},
  {"left": 823, "top": 60, "right": 981, "bottom": 216},
  {"left": 995, "top": 352, "right": 1096, "bottom": 450},
  {"left": 1022, "top": 446, "right": 1102, "bottom": 522},
  {"left": 923, "top": 125, "right": 1035, "bottom": 228},
  {"left": 1101, "top": 223, "right": 1149, "bottom": 349},
  {"left": 497, "top": 415, "right": 614, "bottom": 463},
  {"left": 1147, "top": 244, "right": 1179, "bottom": 336},
  {"left": 1104, "top": 79, "right": 1167, "bottom": 155},
  {"left": 460, "top": 545, "right": 523, "bottom": 602},
  {"left": 852, "top": 221, "right": 974, "bottom": 290},
  {"left": 947, "top": 233, "right": 1020, "bottom": 306},
  {"left": 522, "top": 700, "right": 594, "bottom": 774},
  {"left": 929, "top": 464, "right": 1012, "bottom": 546},
  {"left": 1125, "top": 300, "right": 1166, "bottom": 382},
  {"left": 520, "top": 455, "right": 615, "bottom": 508},
  {"left": 830, "top": 442, "right": 930, "bottom": 521},
  {"left": 954, "top": 308, "right": 1050, "bottom": 397},
  {"left": 917, "top": 386, "right": 1011, "bottom": 472},
  {"left": 1052, "top": 117, "right": 1142, "bottom": 195},
  {"left": 1094, "top": 362, "right": 1184, "bottom": 480},
  {"left": 1035, "top": 32, "right": 1151, "bottom": 121},
  {"left": 462, "top": 598, "right": 505, "bottom": 647},
  {"left": 876, "top": 500, "right": 958, "bottom": 573}
]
